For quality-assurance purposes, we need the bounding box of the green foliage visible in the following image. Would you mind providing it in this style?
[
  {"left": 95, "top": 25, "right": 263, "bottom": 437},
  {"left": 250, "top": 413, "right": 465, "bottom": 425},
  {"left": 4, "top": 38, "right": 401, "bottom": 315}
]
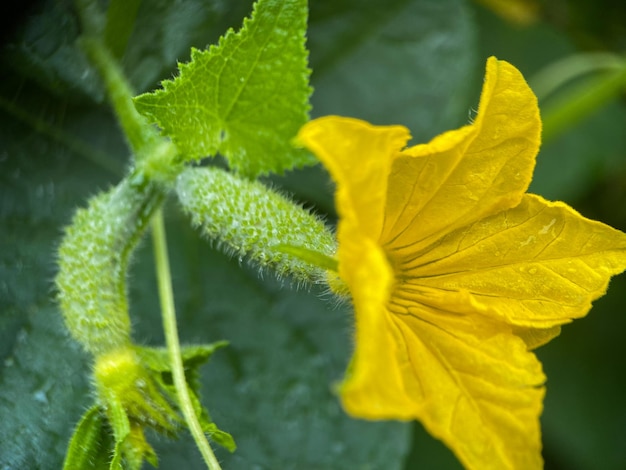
[
  {"left": 2, "top": 0, "right": 626, "bottom": 469},
  {"left": 104, "top": 0, "right": 143, "bottom": 59},
  {"left": 63, "top": 406, "right": 114, "bottom": 470},
  {"left": 135, "top": 343, "right": 236, "bottom": 452},
  {"left": 307, "top": 0, "right": 477, "bottom": 142},
  {"left": 134, "top": 0, "right": 313, "bottom": 177}
]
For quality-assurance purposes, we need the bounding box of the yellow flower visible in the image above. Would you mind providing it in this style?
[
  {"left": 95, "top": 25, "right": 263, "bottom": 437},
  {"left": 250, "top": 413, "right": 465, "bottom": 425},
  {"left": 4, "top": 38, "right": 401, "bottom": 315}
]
[{"left": 298, "top": 57, "right": 626, "bottom": 469}]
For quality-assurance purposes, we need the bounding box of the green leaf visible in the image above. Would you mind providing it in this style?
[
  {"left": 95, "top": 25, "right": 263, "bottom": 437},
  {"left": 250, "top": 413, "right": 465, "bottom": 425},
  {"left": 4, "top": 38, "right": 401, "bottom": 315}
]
[
  {"left": 134, "top": 0, "right": 314, "bottom": 177},
  {"left": 539, "top": 274, "right": 626, "bottom": 470},
  {"left": 137, "top": 343, "right": 228, "bottom": 373},
  {"left": 62, "top": 406, "right": 114, "bottom": 470},
  {"left": 307, "top": 0, "right": 478, "bottom": 143},
  {"left": 2, "top": 0, "right": 251, "bottom": 100},
  {"left": 201, "top": 422, "right": 237, "bottom": 454},
  {"left": 104, "top": 0, "right": 143, "bottom": 59},
  {"left": 2, "top": 1, "right": 105, "bottom": 102},
  {"left": 136, "top": 342, "right": 227, "bottom": 396},
  {"left": 135, "top": 343, "right": 236, "bottom": 452},
  {"left": 0, "top": 75, "right": 118, "bottom": 468}
]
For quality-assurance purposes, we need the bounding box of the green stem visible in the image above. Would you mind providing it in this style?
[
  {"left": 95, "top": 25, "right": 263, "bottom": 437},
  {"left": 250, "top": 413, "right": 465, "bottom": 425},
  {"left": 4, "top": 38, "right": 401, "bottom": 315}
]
[
  {"left": 150, "top": 209, "right": 222, "bottom": 470},
  {"left": 74, "top": 0, "right": 157, "bottom": 158},
  {"left": 541, "top": 63, "right": 626, "bottom": 143},
  {"left": 79, "top": 35, "right": 157, "bottom": 157},
  {"left": 273, "top": 244, "right": 339, "bottom": 272},
  {"left": 530, "top": 52, "right": 625, "bottom": 102}
]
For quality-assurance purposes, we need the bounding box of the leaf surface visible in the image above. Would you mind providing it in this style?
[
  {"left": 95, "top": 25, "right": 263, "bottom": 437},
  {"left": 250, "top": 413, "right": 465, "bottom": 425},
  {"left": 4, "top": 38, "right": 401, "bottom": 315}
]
[
  {"left": 134, "top": 0, "right": 313, "bottom": 176},
  {"left": 62, "top": 406, "right": 113, "bottom": 470},
  {"left": 308, "top": 0, "right": 477, "bottom": 142}
]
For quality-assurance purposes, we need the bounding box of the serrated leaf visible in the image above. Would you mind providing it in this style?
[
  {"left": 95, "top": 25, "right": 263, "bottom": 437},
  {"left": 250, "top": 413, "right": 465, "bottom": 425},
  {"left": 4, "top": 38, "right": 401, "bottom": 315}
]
[
  {"left": 202, "top": 424, "right": 237, "bottom": 454},
  {"left": 122, "top": 0, "right": 253, "bottom": 94},
  {"left": 134, "top": 343, "right": 236, "bottom": 452},
  {"left": 134, "top": 0, "right": 314, "bottom": 177},
  {"left": 62, "top": 406, "right": 113, "bottom": 470},
  {"left": 136, "top": 343, "right": 227, "bottom": 374},
  {"left": 136, "top": 342, "right": 227, "bottom": 394}
]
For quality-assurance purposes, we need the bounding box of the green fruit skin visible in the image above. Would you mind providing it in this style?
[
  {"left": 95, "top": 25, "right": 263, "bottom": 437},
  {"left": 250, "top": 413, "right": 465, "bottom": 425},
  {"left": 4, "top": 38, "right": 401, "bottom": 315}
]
[
  {"left": 176, "top": 166, "right": 336, "bottom": 284},
  {"left": 56, "top": 172, "right": 164, "bottom": 356}
]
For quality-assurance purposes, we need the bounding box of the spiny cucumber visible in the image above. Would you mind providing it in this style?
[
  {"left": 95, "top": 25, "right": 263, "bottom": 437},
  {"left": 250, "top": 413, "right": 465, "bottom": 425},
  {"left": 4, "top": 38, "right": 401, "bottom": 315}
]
[
  {"left": 176, "top": 166, "right": 336, "bottom": 284},
  {"left": 56, "top": 172, "right": 164, "bottom": 356}
]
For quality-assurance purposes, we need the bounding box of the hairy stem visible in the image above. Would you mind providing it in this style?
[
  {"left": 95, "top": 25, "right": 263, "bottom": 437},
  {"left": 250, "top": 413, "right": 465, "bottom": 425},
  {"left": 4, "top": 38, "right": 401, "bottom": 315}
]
[
  {"left": 79, "top": 35, "right": 157, "bottom": 158},
  {"left": 150, "top": 209, "right": 222, "bottom": 470},
  {"left": 531, "top": 53, "right": 626, "bottom": 143}
]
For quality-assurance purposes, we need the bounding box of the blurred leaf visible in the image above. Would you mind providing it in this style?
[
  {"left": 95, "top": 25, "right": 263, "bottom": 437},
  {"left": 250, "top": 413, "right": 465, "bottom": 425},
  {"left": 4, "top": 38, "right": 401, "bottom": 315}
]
[
  {"left": 104, "top": 0, "right": 142, "bottom": 59},
  {"left": 1, "top": 0, "right": 103, "bottom": 101},
  {"left": 538, "top": 273, "right": 626, "bottom": 470},
  {"left": 404, "top": 422, "right": 463, "bottom": 470},
  {"left": 62, "top": 406, "right": 113, "bottom": 470},
  {"left": 134, "top": 0, "right": 314, "bottom": 177},
  {"left": 1, "top": 0, "right": 253, "bottom": 100},
  {"left": 0, "top": 302, "right": 92, "bottom": 470},
  {"left": 308, "top": 0, "right": 478, "bottom": 143},
  {"left": 531, "top": 99, "right": 626, "bottom": 202},
  {"left": 539, "top": 0, "right": 626, "bottom": 52},
  {"left": 0, "top": 72, "right": 122, "bottom": 468}
]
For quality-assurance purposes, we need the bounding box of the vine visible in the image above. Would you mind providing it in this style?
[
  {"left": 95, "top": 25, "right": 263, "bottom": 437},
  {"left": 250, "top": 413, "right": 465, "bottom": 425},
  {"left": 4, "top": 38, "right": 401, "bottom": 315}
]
[
  {"left": 44, "top": 0, "right": 626, "bottom": 469},
  {"left": 56, "top": 0, "right": 333, "bottom": 467}
]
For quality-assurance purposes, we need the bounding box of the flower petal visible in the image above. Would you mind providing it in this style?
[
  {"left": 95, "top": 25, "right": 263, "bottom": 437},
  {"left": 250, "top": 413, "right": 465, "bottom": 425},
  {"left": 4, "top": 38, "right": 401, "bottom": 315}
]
[
  {"left": 337, "top": 221, "right": 417, "bottom": 413},
  {"left": 344, "top": 291, "right": 545, "bottom": 470},
  {"left": 297, "top": 116, "right": 411, "bottom": 239},
  {"left": 394, "top": 194, "right": 626, "bottom": 328},
  {"left": 381, "top": 57, "right": 541, "bottom": 252}
]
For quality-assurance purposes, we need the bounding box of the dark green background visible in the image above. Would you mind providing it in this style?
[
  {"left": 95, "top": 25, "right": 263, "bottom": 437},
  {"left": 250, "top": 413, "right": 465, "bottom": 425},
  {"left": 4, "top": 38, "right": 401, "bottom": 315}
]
[{"left": 1, "top": 0, "right": 625, "bottom": 468}]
